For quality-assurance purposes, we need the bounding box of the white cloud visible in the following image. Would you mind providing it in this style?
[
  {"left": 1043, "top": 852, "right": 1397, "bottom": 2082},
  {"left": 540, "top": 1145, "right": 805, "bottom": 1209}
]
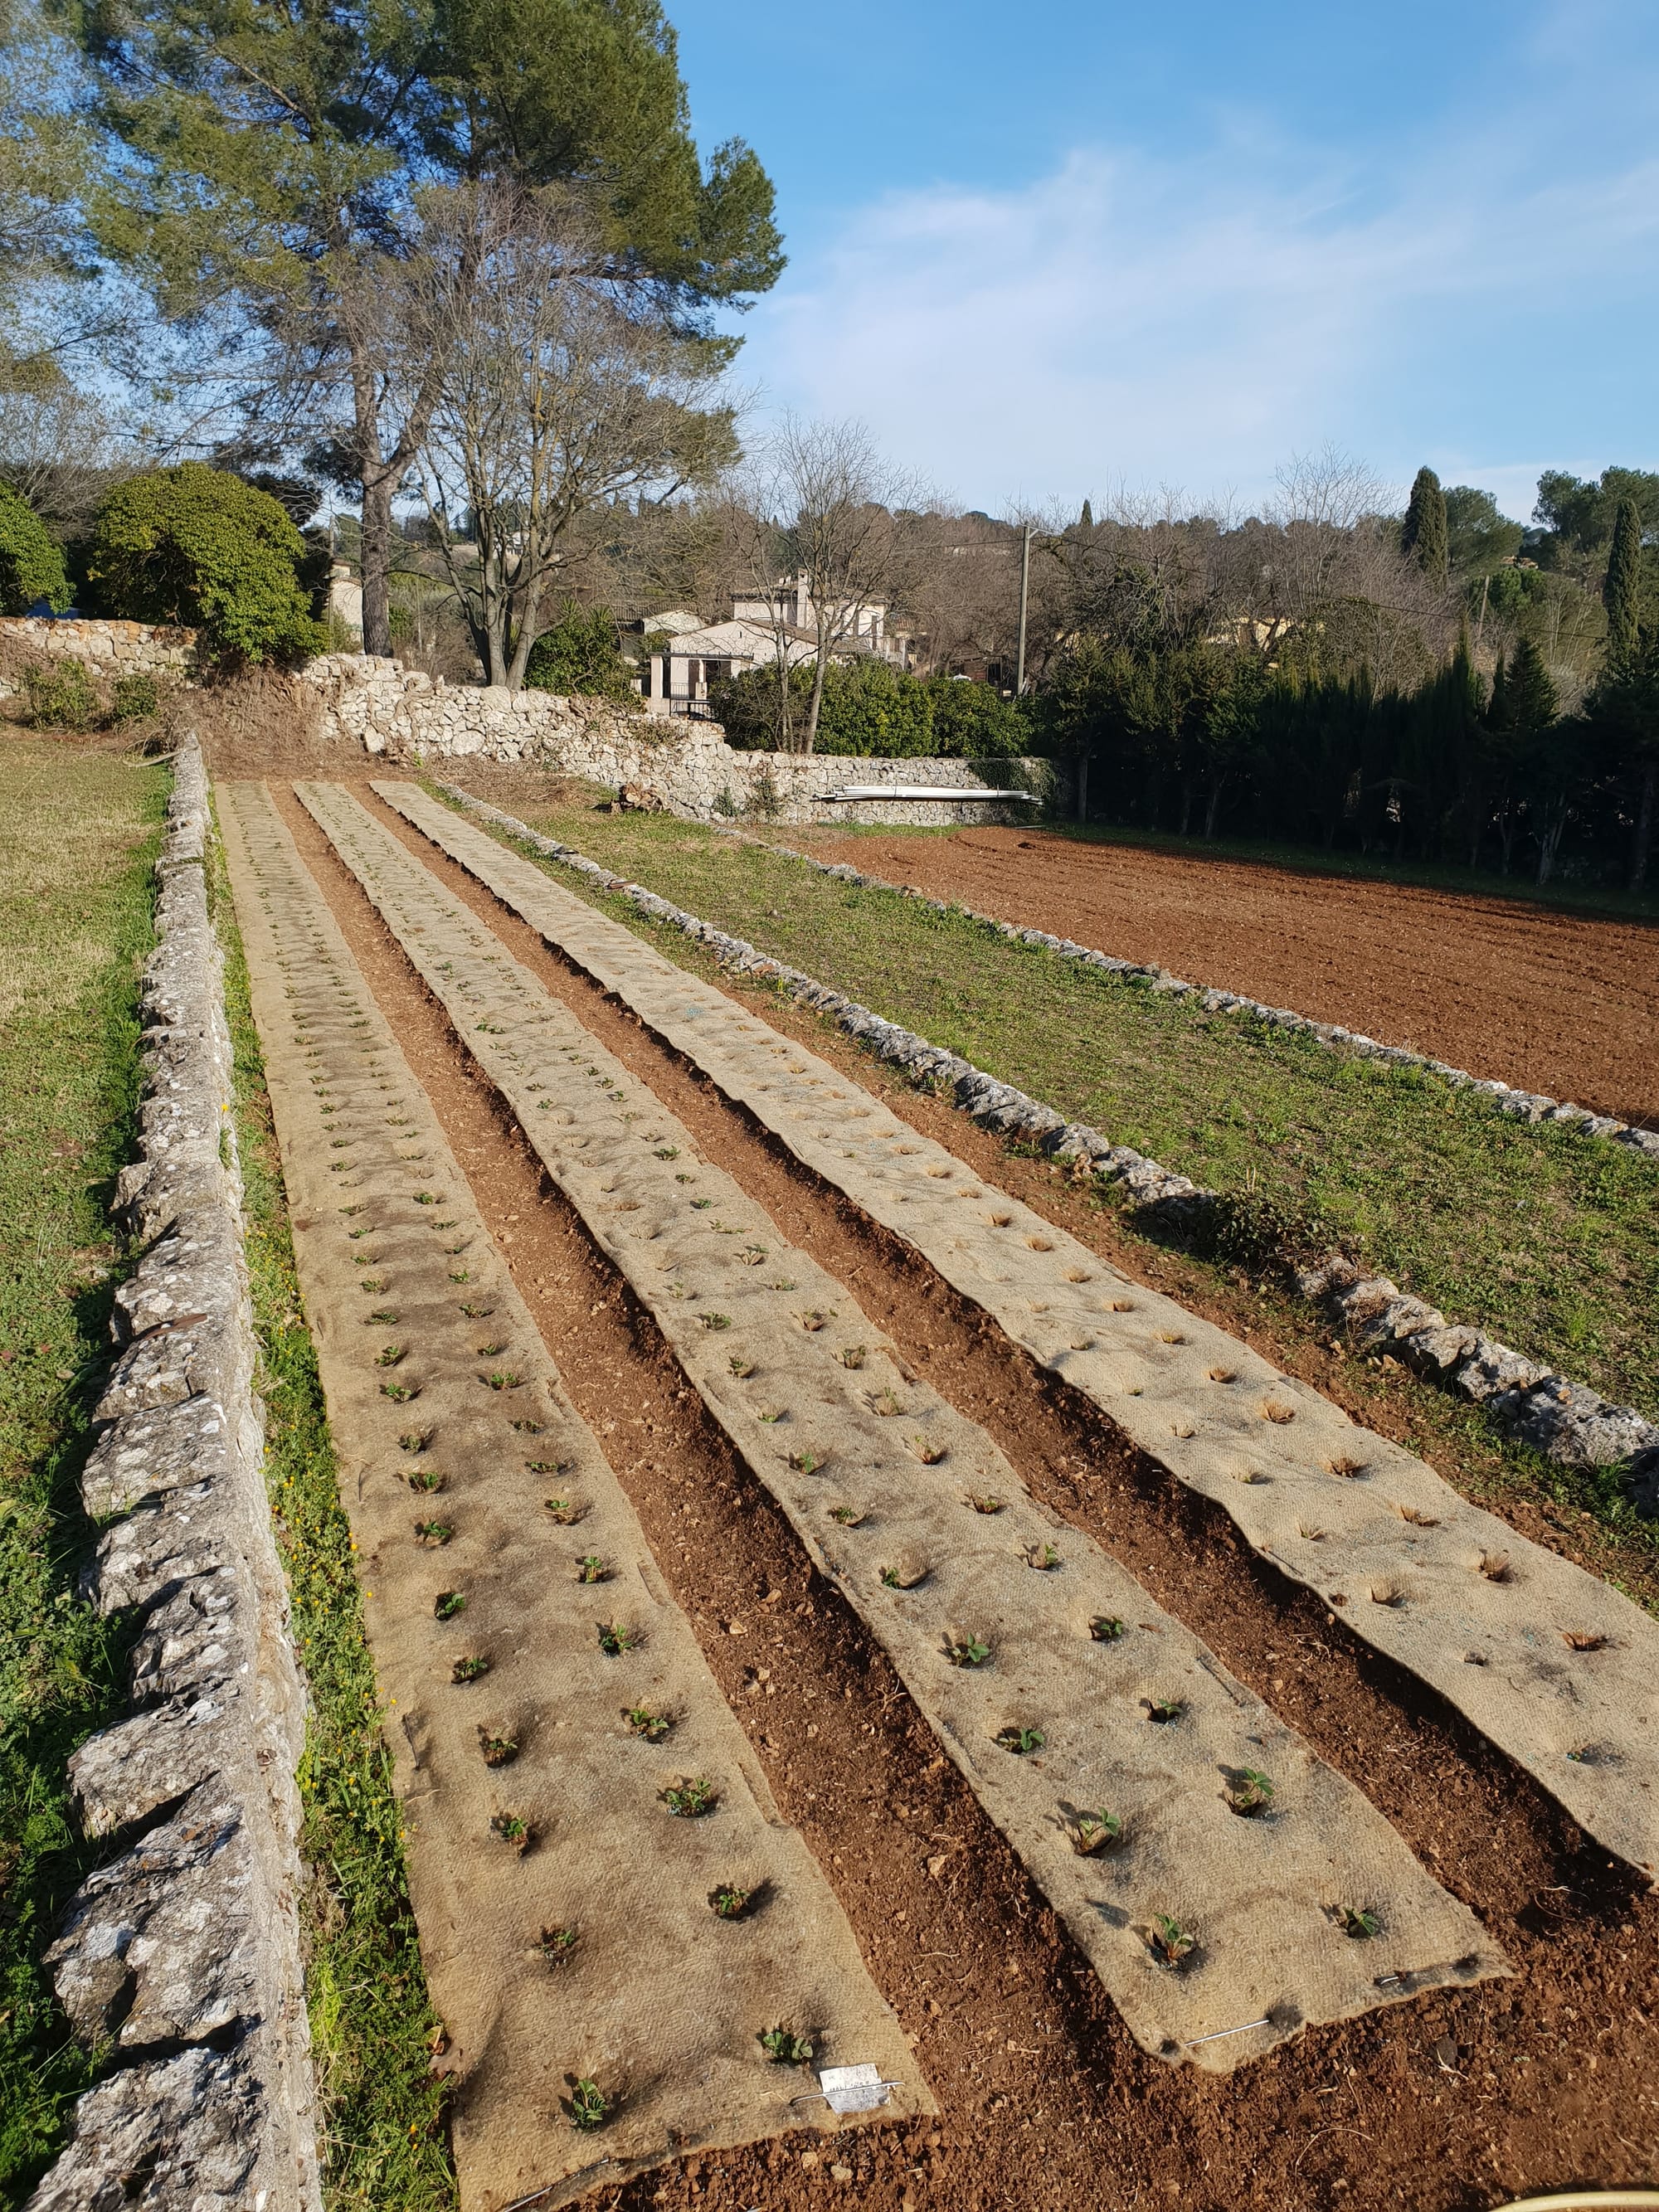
[{"left": 738, "top": 134, "right": 1659, "bottom": 517}]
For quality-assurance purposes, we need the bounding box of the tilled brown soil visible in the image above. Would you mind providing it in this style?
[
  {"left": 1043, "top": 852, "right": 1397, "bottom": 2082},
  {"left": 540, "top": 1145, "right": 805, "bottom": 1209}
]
[
  {"left": 793, "top": 825, "right": 1659, "bottom": 1129},
  {"left": 269, "top": 784, "right": 1659, "bottom": 2212}
]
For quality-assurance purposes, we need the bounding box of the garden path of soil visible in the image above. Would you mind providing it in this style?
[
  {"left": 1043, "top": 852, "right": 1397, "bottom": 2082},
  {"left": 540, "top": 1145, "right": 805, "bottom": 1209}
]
[
  {"left": 791, "top": 825, "right": 1659, "bottom": 1130},
  {"left": 269, "top": 780, "right": 1658, "bottom": 2212}
]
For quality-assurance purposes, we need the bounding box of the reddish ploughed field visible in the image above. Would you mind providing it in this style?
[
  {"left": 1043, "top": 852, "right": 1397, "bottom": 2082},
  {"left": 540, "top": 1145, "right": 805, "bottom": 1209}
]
[{"left": 794, "top": 825, "right": 1659, "bottom": 1129}]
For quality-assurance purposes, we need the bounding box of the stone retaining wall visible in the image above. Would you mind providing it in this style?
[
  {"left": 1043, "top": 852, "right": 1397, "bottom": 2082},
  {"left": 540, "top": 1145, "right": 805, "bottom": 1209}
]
[
  {"left": 300, "top": 651, "right": 1063, "bottom": 824},
  {"left": 0, "top": 615, "right": 197, "bottom": 680},
  {"left": 442, "top": 783, "right": 1659, "bottom": 1513},
  {"left": 27, "top": 738, "right": 319, "bottom": 2212}
]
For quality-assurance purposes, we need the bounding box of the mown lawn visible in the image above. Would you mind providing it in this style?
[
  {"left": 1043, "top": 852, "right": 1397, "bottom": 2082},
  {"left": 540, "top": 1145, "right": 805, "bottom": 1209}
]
[
  {"left": 0, "top": 738, "right": 164, "bottom": 2202},
  {"left": 479, "top": 800, "right": 1659, "bottom": 1427},
  {"left": 212, "top": 837, "right": 455, "bottom": 2211}
]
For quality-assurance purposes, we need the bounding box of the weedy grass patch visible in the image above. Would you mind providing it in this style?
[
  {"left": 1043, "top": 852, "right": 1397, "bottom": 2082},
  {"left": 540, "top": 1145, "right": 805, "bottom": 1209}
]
[
  {"left": 215, "top": 832, "right": 455, "bottom": 2211},
  {"left": 0, "top": 740, "right": 164, "bottom": 2200}
]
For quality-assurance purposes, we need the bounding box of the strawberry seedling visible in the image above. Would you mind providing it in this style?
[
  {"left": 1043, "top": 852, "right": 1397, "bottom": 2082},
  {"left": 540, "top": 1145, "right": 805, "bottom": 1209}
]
[
  {"left": 539, "top": 1924, "right": 577, "bottom": 1965},
  {"left": 759, "top": 2028, "right": 814, "bottom": 2067},
  {"left": 375, "top": 1344, "right": 407, "bottom": 1368},
  {"left": 597, "top": 1622, "right": 637, "bottom": 1656},
  {"left": 908, "top": 1435, "right": 948, "bottom": 1466},
  {"left": 475, "top": 1340, "right": 507, "bottom": 1357},
  {"left": 408, "top": 1469, "right": 445, "bottom": 1494},
  {"left": 510, "top": 1419, "right": 543, "bottom": 1434},
  {"left": 625, "top": 1706, "right": 670, "bottom": 1742},
  {"left": 460, "top": 1302, "right": 490, "bottom": 1318},
  {"left": 839, "top": 1345, "right": 867, "bottom": 1369},
  {"left": 1150, "top": 1914, "right": 1195, "bottom": 1966},
  {"left": 478, "top": 1727, "right": 519, "bottom": 1767},
  {"left": 966, "top": 1492, "right": 1005, "bottom": 1514},
  {"left": 829, "top": 1505, "right": 866, "bottom": 1527},
  {"left": 544, "top": 1497, "right": 588, "bottom": 1524},
  {"left": 1074, "top": 1810, "right": 1122, "bottom": 1855},
  {"left": 1228, "top": 1768, "right": 1275, "bottom": 1816},
  {"left": 654, "top": 1145, "right": 680, "bottom": 1159},
  {"left": 451, "top": 1655, "right": 490, "bottom": 1684},
  {"left": 880, "top": 1561, "right": 928, "bottom": 1589},
  {"left": 490, "top": 1811, "right": 531, "bottom": 1850},
  {"left": 787, "top": 1449, "right": 825, "bottom": 1475},
  {"left": 414, "top": 1519, "right": 454, "bottom": 1546},
  {"left": 710, "top": 1885, "right": 752, "bottom": 1919},
  {"left": 380, "top": 1381, "right": 416, "bottom": 1403},
  {"left": 691, "top": 1197, "right": 712, "bottom": 1208},
  {"left": 575, "top": 1554, "right": 611, "bottom": 1584},
  {"left": 995, "top": 1725, "right": 1045, "bottom": 1754},
  {"left": 798, "top": 1310, "right": 826, "bottom": 1333},
  {"left": 398, "top": 1430, "right": 431, "bottom": 1453},
  {"left": 946, "top": 1636, "right": 993, "bottom": 1669},
  {"left": 1148, "top": 1698, "right": 1185, "bottom": 1723},
  {"left": 872, "top": 1388, "right": 902, "bottom": 1417},
  {"left": 434, "top": 1591, "right": 466, "bottom": 1621},
  {"left": 662, "top": 1777, "right": 716, "bottom": 1818},
  {"left": 728, "top": 1354, "right": 757, "bottom": 1378},
  {"left": 699, "top": 1313, "right": 732, "bottom": 1332},
  {"left": 1090, "top": 1615, "right": 1126, "bottom": 1642},
  {"left": 567, "top": 2078, "right": 608, "bottom": 2131},
  {"left": 1341, "top": 1907, "right": 1380, "bottom": 1939},
  {"left": 1027, "top": 1544, "right": 1060, "bottom": 1571},
  {"left": 485, "top": 1370, "right": 522, "bottom": 1391},
  {"left": 367, "top": 1310, "right": 399, "bottom": 1325}
]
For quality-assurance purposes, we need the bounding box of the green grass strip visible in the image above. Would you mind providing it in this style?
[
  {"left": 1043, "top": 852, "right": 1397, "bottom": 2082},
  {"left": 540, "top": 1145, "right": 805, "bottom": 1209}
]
[
  {"left": 476, "top": 802, "right": 1659, "bottom": 1427},
  {"left": 211, "top": 830, "right": 456, "bottom": 2211},
  {"left": 0, "top": 743, "right": 165, "bottom": 2205}
]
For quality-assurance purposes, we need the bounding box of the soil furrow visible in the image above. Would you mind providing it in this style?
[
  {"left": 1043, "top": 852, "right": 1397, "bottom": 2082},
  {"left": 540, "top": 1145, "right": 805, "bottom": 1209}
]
[
  {"left": 380, "top": 781, "right": 1659, "bottom": 1883},
  {"left": 262, "top": 777, "right": 1659, "bottom": 2212},
  {"left": 218, "top": 784, "right": 922, "bottom": 2210},
  {"left": 295, "top": 780, "right": 1506, "bottom": 2071}
]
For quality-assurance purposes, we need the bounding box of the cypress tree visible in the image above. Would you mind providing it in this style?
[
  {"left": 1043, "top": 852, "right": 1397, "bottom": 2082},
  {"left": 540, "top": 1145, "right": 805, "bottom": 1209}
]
[
  {"left": 1604, "top": 495, "right": 1642, "bottom": 663},
  {"left": 1079, "top": 498, "right": 1094, "bottom": 530},
  {"left": 1506, "top": 634, "right": 1559, "bottom": 731},
  {"left": 1401, "top": 465, "right": 1449, "bottom": 586}
]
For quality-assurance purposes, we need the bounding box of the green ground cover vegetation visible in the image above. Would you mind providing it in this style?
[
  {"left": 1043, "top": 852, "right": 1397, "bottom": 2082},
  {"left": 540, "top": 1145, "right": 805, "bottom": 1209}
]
[
  {"left": 212, "top": 843, "right": 455, "bottom": 2211},
  {"left": 0, "top": 740, "right": 163, "bottom": 2201},
  {"left": 486, "top": 800, "right": 1659, "bottom": 1432}
]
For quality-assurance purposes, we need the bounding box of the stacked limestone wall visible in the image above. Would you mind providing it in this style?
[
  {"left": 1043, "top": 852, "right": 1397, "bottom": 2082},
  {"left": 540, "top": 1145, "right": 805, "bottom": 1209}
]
[
  {"left": 27, "top": 737, "right": 319, "bottom": 2212},
  {"left": 0, "top": 615, "right": 197, "bottom": 681},
  {"left": 298, "top": 652, "right": 1064, "bottom": 824}
]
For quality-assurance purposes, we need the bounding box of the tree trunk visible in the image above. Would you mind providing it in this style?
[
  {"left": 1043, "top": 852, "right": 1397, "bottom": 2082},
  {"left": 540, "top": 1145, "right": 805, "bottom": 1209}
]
[
  {"left": 1204, "top": 776, "right": 1226, "bottom": 838},
  {"left": 359, "top": 468, "right": 397, "bottom": 658},
  {"left": 1177, "top": 780, "right": 1192, "bottom": 839},
  {"left": 1536, "top": 800, "right": 1569, "bottom": 885},
  {"left": 801, "top": 626, "right": 830, "bottom": 755},
  {"left": 1631, "top": 760, "right": 1657, "bottom": 892}
]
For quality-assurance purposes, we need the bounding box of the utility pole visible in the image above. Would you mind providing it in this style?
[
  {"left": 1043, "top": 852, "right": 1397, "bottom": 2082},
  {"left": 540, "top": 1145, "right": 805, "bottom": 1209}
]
[{"left": 1015, "top": 524, "right": 1031, "bottom": 695}]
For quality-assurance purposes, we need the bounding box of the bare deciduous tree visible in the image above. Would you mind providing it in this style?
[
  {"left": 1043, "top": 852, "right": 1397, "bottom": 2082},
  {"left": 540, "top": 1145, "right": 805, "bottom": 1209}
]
[
  {"left": 738, "top": 417, "right": 932, "bottom": 751},
  {"left": 409, "top": 183, "right": 736, "bottom": 688}
]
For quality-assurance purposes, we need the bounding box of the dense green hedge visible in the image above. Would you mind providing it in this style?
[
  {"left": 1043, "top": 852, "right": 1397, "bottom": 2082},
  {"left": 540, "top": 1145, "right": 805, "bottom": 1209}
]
[
  {"left": 86, "top": 464, "right": 319, "bottom": 665},
  {"left": 0, "top": 484, "right": 70, "bottom": 615},
  {"left": 709, "top": 657, "right": 1030, "bottom": 755}
]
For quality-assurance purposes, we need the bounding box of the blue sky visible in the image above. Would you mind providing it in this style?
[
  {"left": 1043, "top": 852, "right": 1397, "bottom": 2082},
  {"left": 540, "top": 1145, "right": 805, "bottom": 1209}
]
[{"left": 671, "top": 0, "right": 1659, "bottom": 519}]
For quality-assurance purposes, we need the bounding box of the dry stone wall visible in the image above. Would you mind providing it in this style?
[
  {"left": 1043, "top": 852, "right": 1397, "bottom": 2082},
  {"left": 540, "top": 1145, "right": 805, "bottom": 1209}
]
[
  {"left": 299, "top": 650, "right": 1063, "bottom": 824},
  {"left": 27, "top": 738, "right": 319, "bottom": 2212},
  {"left": 0, "top": 615, "right": 197, "bottom": 680},
  {"left": 440, "top": 785, "right": 1659, "bottom": 1514}
]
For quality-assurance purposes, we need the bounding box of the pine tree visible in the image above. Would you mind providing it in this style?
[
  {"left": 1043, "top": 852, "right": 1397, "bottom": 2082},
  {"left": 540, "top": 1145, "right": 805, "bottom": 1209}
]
[
  {"left": 1079, "top": 498, "right": 1094, "bottom": 530},
  {"left": 1604, "top": 495, "right": 1642, "bottom": 664},
  {"left": 1400, "top": 465, "right": 1449, "bottom": 586}
]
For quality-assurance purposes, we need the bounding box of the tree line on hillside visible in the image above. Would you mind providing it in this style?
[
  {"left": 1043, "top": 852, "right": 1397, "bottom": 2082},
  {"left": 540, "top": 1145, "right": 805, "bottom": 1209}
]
[{"left": 1, "top": 0, "right": 1655, "bottom": 887}]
